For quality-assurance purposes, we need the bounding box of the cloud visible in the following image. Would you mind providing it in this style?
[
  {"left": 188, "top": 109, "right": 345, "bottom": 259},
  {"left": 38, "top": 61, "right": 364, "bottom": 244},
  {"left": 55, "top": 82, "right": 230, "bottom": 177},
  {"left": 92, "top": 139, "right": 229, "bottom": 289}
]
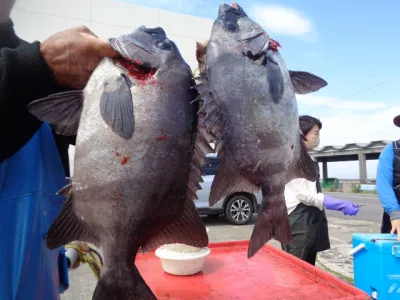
[
  {"left": 122, "top": 0, "right": 199, "bottom": 13},
  {"left": 296, "top": 94, "right": 399, "bottom": 146},
  {"left": 297, "top": 95, "right": 399, "bottom": 179},
  {"left": 297, "top": 94, "right": 388, "bottom": 111},
  {"left": 249, "top": 4, "right": 313, "bottom": 38}
]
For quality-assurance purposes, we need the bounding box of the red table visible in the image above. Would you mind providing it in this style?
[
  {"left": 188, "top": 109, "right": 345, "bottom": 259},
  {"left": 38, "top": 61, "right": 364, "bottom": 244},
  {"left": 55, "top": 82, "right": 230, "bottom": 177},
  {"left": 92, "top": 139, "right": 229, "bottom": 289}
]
[{"left": 136, "top": 241, "right": 370, "bottom": 299}]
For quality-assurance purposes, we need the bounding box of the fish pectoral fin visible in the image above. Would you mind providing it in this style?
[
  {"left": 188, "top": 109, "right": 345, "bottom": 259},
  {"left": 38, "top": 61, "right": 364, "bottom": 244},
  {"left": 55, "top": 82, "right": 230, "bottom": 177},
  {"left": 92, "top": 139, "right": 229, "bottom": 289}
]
[
  {"left": 46, "top": 187, "right": 98, "bottom": 249},
  {"left": 248, "top": 191, "right": 291, "bottom": 258},
  {"left": 100, "top": 73, "right": 134, "bottom": 140},
  {"left": 209, "top": 157, "right": 260, "bottom": 206},
  {"left": 267, "top": 58, "right": 284, "bottom": 104},
  {"left": 27, "top": 90, "right": 84, "bottom": 136},
  {"left": 289, "top": 71, "right": 328, "bottom": 95},
  {"left": 286, "top": 135, "right": 318, "bottom": 182},
  {"left": 140, "top": 199, "right": 209, "bottom": 252}
]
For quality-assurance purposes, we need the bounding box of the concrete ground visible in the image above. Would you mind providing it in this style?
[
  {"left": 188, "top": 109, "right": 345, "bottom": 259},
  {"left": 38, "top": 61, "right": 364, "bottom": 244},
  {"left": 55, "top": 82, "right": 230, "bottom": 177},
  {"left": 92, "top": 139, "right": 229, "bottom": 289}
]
[{"left": 60, "top": 192, "right": 382, "bottom": 299}]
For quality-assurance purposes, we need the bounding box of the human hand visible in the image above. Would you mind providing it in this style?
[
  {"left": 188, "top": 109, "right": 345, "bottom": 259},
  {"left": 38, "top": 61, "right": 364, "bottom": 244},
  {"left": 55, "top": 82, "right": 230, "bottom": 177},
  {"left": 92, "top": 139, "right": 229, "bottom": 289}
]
[
  {"left": 323, "top": 196, "right": 359, "bottom": 216},
  {"left": 0, "top": 0, "right": 16, "bottom": 22},
  {"left": 391, "top": 219, "right": 400, "bottom": 238},
  {"left": 342, "top": 202, "right": 360, "bottom": 216},
  {"left": 40, "top": 25, "right": 118, "bottom": 89}
]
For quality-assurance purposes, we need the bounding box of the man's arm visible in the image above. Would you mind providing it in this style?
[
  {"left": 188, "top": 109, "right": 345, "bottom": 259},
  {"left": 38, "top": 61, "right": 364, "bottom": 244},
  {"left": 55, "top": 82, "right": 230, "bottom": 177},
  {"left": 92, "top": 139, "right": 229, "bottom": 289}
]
[
  {"left": 376, "top": 142, "right": 400, "bottom": 237},
  {"left": 377, "top": 143, "right": 400, "bottom": 218},
  {"left": 0, "top": 22, "right": 118, "bottom": 163},
  {"left": 0, "top": 19, "right": 19, "bottom": 48},
  {"left": 0, "top": 21, "right": 65, "bottom": 162},
  {"left": 285, "top": 178, "right": 325, "bottom": 209}
]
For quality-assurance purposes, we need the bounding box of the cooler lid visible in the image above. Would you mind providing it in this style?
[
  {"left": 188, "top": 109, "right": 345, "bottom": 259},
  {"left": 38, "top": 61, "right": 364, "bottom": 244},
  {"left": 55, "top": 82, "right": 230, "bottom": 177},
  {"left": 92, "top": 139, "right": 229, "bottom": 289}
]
[{"left": 353, "top": 233, "right": 400, "bottom": 253}]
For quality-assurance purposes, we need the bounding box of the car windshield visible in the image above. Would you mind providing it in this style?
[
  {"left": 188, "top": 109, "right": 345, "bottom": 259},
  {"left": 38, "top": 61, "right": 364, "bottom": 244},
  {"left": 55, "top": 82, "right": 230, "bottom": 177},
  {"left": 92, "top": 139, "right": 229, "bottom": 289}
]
[{"left": 202, "top": 157, "right": 219, "bottom": 176}]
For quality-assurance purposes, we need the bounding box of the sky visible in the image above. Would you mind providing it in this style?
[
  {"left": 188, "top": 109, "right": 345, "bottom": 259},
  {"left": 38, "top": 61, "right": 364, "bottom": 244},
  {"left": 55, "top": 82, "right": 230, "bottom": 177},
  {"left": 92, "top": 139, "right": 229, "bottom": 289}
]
[{"left": 115, "top": 0, "right": 400, "bottom": 179}]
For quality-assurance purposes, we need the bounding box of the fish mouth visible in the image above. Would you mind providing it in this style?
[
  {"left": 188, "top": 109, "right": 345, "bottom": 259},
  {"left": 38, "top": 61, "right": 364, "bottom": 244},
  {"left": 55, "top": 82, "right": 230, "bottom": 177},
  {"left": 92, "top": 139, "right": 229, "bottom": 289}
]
[
  {"left": 115, "top": 57, "right": 157, "bottom": 81},
  {"left": 244, "top": 36, "right": 282, "bottom": 63},
  {"left": 240, "top": 32, "right": 265, "bottom": 42},
  {"left": 110, "top": 37, "right": 157, "bottom": 80}
]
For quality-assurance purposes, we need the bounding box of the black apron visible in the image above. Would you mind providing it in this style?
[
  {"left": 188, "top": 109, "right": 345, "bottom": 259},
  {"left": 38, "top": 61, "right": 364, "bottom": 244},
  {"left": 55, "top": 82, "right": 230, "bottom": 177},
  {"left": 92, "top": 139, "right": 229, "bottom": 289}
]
[{"left": 282, "top": 162, "right": 330, "bottom": 264}]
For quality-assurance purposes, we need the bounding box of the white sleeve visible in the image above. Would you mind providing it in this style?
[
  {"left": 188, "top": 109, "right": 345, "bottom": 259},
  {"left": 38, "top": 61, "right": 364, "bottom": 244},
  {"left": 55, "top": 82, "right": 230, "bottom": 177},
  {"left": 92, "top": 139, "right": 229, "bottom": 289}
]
[{"left": 285, "top": 178, "right": 324, "bottom": 210}]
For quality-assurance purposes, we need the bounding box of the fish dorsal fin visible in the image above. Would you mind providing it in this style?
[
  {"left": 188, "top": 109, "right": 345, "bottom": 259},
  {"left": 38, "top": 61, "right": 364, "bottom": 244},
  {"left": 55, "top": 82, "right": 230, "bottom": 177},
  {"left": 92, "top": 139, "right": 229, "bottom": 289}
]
[
  {"left": 287, "top": 134, "right": 318, "bottom": 182},
  {"left": 186, "top": 72, "right": 216, "bottom": 203},
  {"left": 100, "top": 73, "right": 134, "bottom": 140},
  {"left": 27, "top": 90, "right": 84, "bottom": 136}
]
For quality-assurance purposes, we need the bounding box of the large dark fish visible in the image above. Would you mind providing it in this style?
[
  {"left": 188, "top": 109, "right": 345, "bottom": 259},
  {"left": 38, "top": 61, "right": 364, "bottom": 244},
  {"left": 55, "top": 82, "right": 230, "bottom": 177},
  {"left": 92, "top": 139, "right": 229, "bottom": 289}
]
[
  {"left": 27, "top": 26, "right": 212, "bottom": 300},
  {"left": 195, "top": 3, "right": 328, "bottom": 258}
]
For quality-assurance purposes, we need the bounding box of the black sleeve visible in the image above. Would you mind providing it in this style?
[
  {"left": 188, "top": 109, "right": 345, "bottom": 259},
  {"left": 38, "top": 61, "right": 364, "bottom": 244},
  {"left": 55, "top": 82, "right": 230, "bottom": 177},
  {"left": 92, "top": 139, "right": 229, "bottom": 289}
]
[
  {"left": 0, "top": 20, "right": 20, "bottom": 48},
  {"left": 0, "top": 20, "right": 77, "bottom": 167}
]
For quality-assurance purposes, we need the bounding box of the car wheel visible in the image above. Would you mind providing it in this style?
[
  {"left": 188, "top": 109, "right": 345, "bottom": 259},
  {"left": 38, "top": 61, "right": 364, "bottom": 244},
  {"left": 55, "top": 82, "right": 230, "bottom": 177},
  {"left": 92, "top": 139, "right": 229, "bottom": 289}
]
[{"left": 224, "top": 195, "right": 254, "bottom": 225}]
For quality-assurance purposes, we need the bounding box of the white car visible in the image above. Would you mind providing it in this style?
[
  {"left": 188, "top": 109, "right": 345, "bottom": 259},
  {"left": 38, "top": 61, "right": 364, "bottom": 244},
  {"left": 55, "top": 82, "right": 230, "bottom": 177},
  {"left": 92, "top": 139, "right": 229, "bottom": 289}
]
[{"left": 194, "top": 154, "right": 263, "bottom": 225}]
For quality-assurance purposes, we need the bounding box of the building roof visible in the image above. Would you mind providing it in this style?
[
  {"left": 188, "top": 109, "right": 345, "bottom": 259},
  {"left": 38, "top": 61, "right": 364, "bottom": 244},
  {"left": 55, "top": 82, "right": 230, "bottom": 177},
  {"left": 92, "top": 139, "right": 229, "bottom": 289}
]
[{"left": 309, "top": 140, "right": 391, "bottom": 154}]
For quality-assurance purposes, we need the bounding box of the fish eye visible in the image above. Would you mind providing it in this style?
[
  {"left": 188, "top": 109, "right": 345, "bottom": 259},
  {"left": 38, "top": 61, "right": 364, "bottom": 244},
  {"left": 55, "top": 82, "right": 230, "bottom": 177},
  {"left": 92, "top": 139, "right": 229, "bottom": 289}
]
[
  {"left": 225, "top": 21, "right": 238, "bottom": 31},
  {"left": 157, "top": 41, "right": 172, "bottom": 50}
]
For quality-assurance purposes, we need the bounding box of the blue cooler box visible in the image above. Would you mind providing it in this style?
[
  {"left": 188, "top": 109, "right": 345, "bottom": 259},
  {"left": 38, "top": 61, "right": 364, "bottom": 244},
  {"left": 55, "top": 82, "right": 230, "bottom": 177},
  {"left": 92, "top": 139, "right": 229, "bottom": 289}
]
[{"left": 352, "top": 233, "right": 400, "bottom": 299}]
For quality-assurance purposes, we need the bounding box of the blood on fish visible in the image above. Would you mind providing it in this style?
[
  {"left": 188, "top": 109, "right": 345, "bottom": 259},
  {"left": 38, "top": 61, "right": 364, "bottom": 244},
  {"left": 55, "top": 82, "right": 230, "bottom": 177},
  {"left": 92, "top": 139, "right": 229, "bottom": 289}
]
[
  {"left": 116, "top": 58, "right": 156, "bottom": 82},
  {"left": 113, "top": 151, "right": 130, "bottom": 165},
  {"left": 269, "top": 39, "right": 282, "bottom": 51},
  {"left": 290, "top": 145, "right": 294, "bottom": 150},
  {"left": 121, "top": 156, "right": 131, "bottom": 165},
  {"left": 157, "top": 135, "right": 168, "bottom": 141},
  {"left": 156, "top": 129, "right": 168, "bottom": 141}
]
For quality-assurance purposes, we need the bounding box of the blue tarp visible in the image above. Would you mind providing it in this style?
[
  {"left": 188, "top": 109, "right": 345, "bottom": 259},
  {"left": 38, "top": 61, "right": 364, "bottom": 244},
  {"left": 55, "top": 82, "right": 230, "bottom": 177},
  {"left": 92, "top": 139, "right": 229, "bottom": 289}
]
[{"left": 0, "top": 123, "right": 69, "bottom": 300}]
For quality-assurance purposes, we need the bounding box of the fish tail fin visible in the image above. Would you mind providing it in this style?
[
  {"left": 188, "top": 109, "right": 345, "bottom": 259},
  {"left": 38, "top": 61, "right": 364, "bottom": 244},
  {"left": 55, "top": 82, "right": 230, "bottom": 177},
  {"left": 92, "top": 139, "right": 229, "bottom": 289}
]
[
  {"left": 93, "top": 265, "right": 156, "bottom": 300},
  {"left": 248, "top": 191, "right": 291, "bottom": 258}
]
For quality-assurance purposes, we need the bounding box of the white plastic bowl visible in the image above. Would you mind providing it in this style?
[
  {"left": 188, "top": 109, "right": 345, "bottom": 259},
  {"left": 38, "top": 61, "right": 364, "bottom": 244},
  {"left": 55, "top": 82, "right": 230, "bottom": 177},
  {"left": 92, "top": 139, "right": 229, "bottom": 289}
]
[{"left": 155, "top": 243, "right": 211, "bottom": 276}]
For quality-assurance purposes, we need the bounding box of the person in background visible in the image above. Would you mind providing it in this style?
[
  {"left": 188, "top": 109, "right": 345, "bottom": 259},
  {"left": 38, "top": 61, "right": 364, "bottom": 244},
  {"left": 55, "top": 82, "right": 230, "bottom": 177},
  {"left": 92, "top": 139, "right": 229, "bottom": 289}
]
[
  {"left": 281, "top": 115, "right": 360, "bottom": 266},
  {"left": 0, "top": 1, "right": 117, "bottom": 299},
  {"left": 376, "top": 114, "right": 400, "bottom": 237}
]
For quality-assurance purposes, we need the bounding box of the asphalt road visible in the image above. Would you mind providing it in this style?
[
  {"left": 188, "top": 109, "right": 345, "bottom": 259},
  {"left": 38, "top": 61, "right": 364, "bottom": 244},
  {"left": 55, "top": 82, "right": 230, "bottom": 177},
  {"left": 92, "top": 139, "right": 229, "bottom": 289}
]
[
  {"left": 201, "top": 192, "right": 383, "bottom": 227},
  {"left": 324, "top": 192, "right": 383, "bottom": 224}
]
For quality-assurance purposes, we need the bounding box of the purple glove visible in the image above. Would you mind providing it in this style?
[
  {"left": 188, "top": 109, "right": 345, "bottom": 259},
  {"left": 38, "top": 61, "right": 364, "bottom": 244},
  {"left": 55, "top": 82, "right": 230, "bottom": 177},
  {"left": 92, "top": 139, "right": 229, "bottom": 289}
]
[{"left": 323, "top": 196, "right": 360, "bottom": 216}]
